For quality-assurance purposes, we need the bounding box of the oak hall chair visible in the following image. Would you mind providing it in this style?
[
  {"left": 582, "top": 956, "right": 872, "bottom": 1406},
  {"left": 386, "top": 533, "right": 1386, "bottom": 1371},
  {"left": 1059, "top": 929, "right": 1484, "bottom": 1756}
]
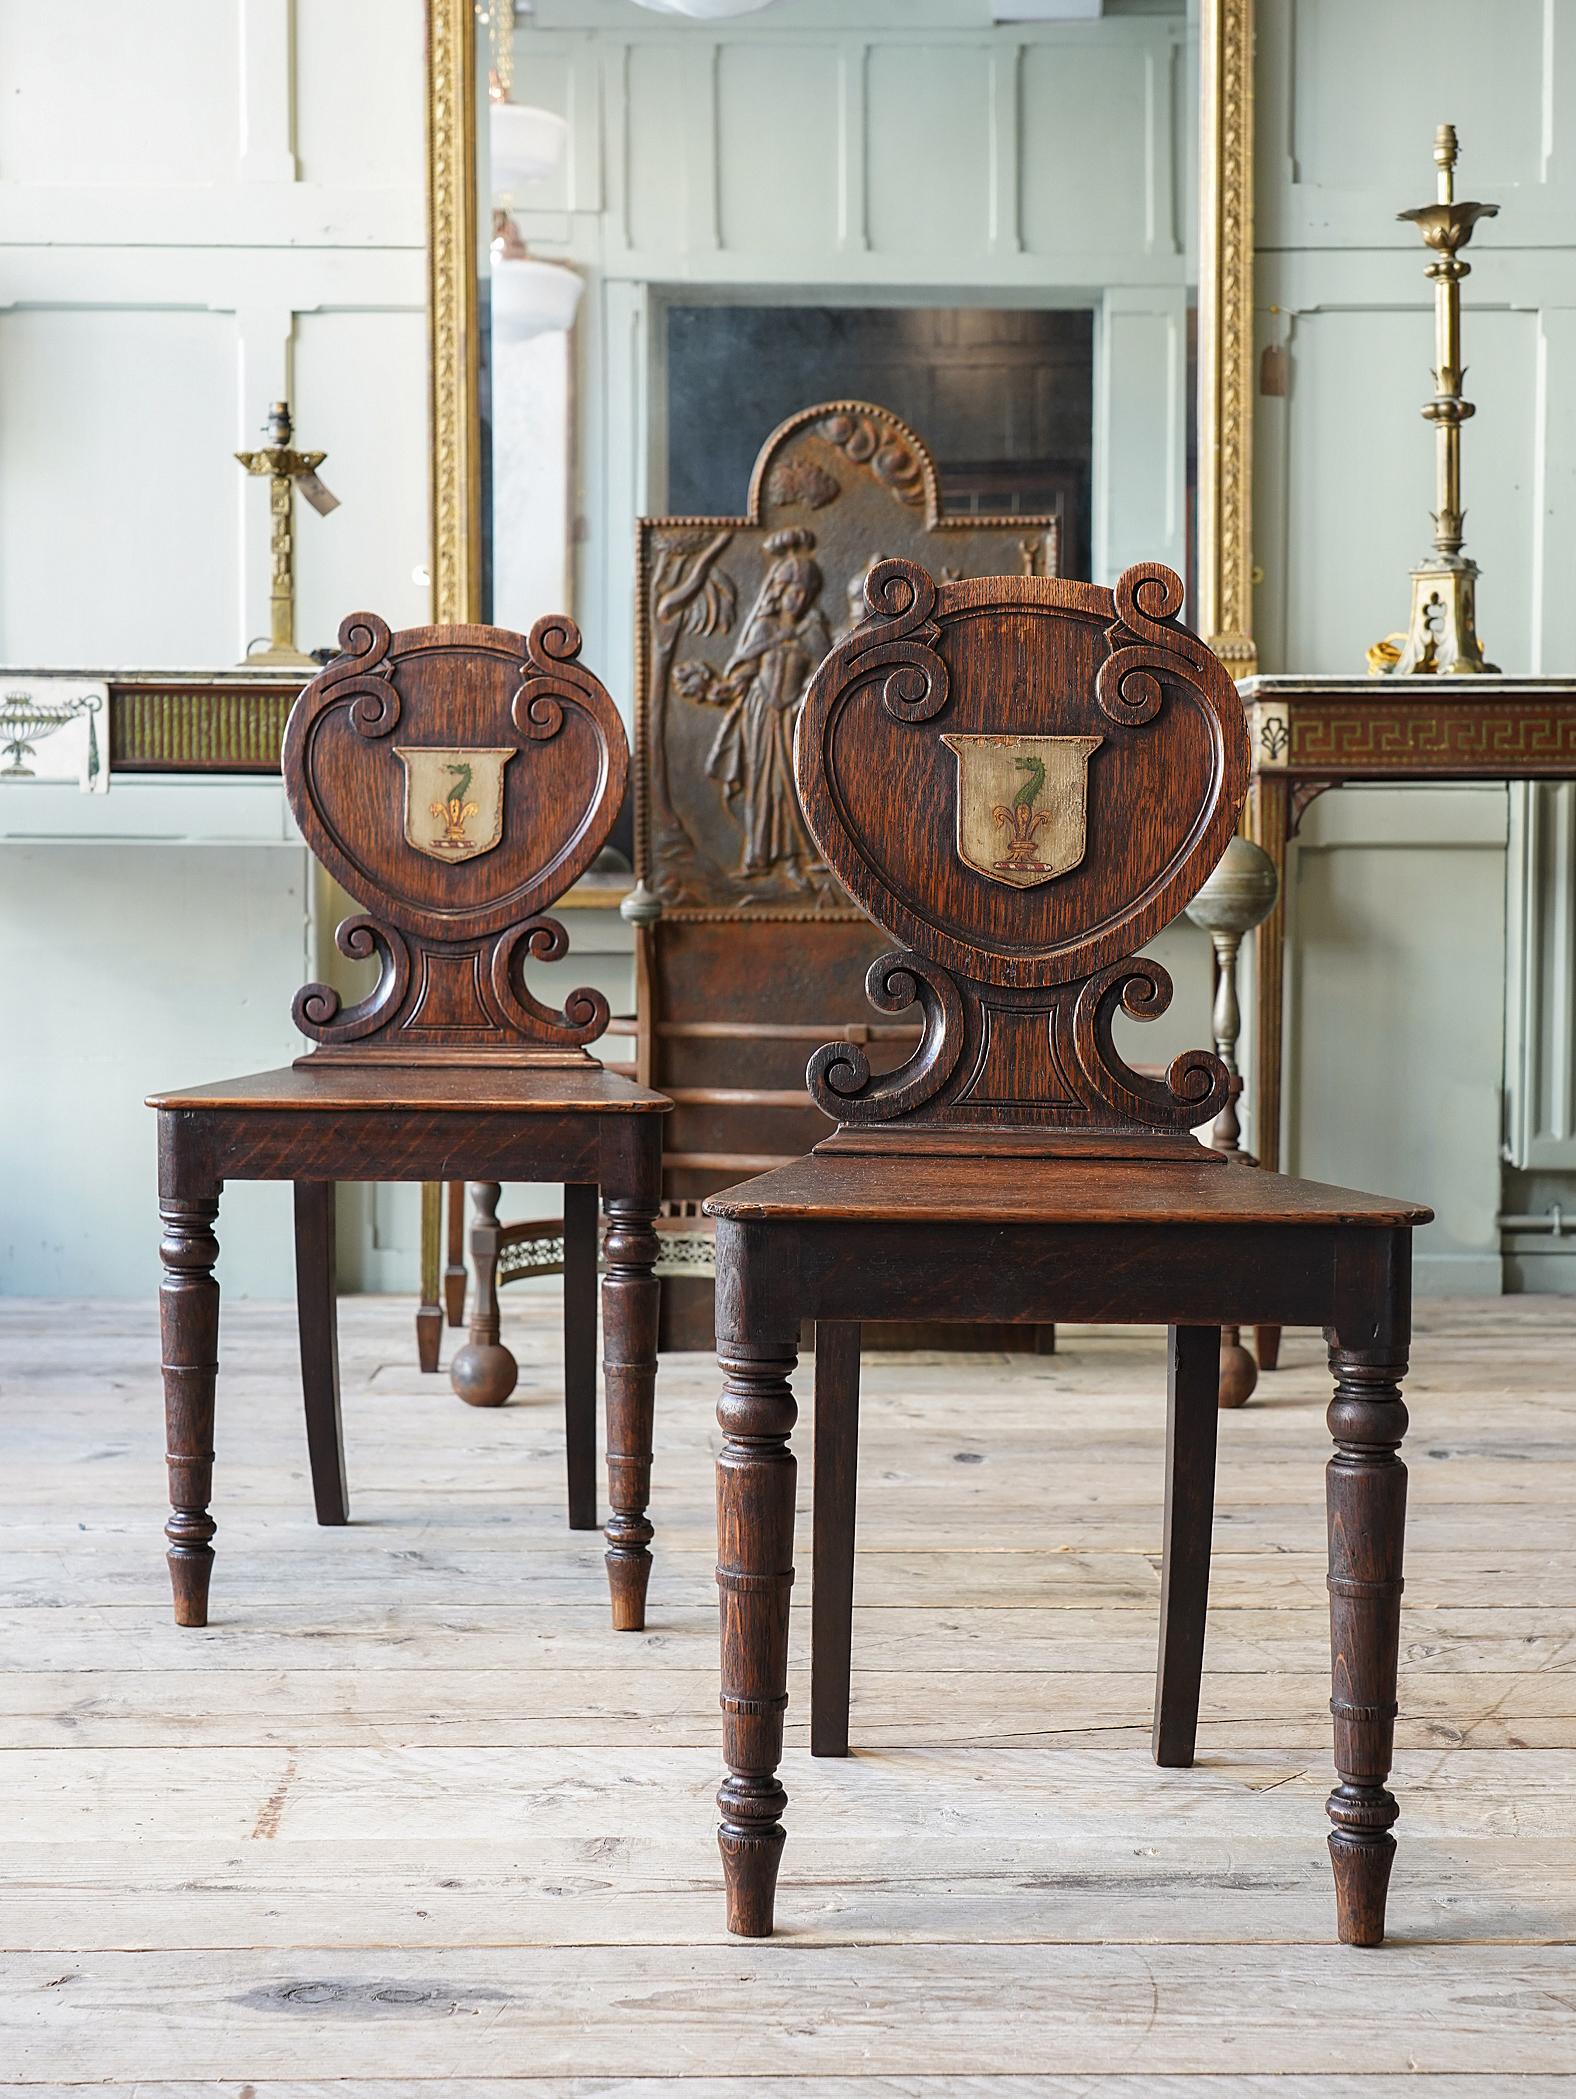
[
  {"left": 147, "top": 613, "right": 670, "bottom": 1632},
  {"left": 593, "top": 403, "right": 1061, "bottom": 1351},
  {"left": 705, "top": 559, "right": 1429, "bottom": 1945}
]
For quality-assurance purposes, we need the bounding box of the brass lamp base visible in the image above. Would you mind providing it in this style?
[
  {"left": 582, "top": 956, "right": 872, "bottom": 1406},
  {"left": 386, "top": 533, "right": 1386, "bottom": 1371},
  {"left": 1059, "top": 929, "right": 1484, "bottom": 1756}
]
[{"left": 1371, "top": 557, "right": 1498, "bottom": 677}]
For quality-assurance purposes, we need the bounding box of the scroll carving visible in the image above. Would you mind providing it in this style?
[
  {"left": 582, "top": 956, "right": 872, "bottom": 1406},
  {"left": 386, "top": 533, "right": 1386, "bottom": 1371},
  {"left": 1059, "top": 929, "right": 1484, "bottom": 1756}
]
[
  {"left": 844, "top": 558, "right": 951, "bottom": 726},
  {"left": 293, "top": 914, "right": 412, "bottom": 1045},
  {"left": 488, "top": 916, "right": 611, "bottom": 1046},
  {"left": 1067, "top": 958, "right": 1232, "bottom": 1132},
  {"left": 806, "top": 953, "right": 964, "bottom": 1123},
  {"left": 320, "top": 612, "right": 400, "bottom": 738},
  {"left": 793, "top": 557, "right": 1250, "bottom": 1151},
  {"left": 282, "top": 611, "right": 627, "bottom": 1063},
  {"left": 512, "top": 612, "right": 599, "bottom": 742},
  {"left": 1096, "top": 564, "right": 1212, "bottom": 729}
]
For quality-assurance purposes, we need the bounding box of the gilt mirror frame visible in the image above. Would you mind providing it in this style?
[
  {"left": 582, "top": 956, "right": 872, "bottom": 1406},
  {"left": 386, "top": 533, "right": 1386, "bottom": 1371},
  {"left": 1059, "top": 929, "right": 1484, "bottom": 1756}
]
[
  {"left": 421, "top": 0, "right": 1259, "bottom": 674},
  {"left": 416, "top": 0, "right": 1260, "bottom": 1296}
]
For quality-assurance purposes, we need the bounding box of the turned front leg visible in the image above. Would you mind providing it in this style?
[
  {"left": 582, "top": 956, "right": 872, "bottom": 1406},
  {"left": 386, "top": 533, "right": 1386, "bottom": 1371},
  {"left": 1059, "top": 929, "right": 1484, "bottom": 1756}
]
[
  {"left": 1326, "top": 1340, "right": 1409, "bottom": 1946},
  {"left": 602, "top": 1197, "right": 660, "bottom": 1630},
  {"left": 716, "top": 1336, "right": 798, "bottom": 1938},
  {"left": 160, "top": 1194, "right": 221, "bottom": 1627}
]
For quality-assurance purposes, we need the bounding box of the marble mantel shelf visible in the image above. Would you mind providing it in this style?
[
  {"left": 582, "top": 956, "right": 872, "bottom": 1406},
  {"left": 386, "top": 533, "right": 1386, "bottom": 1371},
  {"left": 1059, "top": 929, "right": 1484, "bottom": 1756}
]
[
  {"left": 0, "top": 664, "right": 309, "bottom": 774},
  {"left": 0, "top": 667, "right": 637, "bottom": 909}
]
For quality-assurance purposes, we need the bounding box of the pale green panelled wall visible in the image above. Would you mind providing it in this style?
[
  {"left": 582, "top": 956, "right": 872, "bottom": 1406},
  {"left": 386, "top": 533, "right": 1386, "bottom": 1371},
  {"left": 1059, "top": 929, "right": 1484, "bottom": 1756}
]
[
  {"left": 490, "top": 0, "right": 1217, "bottom": 1107},
  {"left": 511, "top": 0, "right": 1196, "bottom": 690},
  {"left": 1250, "top": 0, "right": 1574, "bottom": 1291},
  {"left": 365, "top": 0, "right": 1219, "bottom": 1287}
]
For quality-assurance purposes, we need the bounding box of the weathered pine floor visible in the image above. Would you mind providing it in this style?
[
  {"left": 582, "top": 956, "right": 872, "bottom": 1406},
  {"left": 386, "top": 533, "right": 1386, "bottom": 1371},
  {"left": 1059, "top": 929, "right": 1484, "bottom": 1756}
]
[{"left": 3, "top": 1292, "right": 1576, "bottom": 2092}]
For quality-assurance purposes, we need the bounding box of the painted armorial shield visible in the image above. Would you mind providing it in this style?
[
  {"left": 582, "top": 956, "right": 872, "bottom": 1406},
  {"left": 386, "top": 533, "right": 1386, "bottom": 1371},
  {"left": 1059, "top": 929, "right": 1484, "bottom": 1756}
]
[
  {"left": 280, "top": 612, "right": 628, "bottom": 1058},
  {"left": 940, "top": 733, "right": 1102, "bottom": 887},
  {"left": 395, "top": 745, "right": 515, "bottom": 863}
]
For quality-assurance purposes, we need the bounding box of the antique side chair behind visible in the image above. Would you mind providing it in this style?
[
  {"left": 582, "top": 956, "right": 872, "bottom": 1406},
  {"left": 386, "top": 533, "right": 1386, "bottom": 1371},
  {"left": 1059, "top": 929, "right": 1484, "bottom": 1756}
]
[
  {"left": 148, "top": 613, "right": 670, "bottom": 1631},
  {"left": 705, "top": 558, "right": 1430, "bottom": 1945}
]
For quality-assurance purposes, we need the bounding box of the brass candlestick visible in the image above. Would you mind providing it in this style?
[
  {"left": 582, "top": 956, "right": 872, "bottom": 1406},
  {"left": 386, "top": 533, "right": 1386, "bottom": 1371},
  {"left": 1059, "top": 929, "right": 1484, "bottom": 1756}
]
[
  {"left": 235, "top": 400, "right": 335, "bottom": 668},
  {"left": 1371, "top": 124, "right": 1499, "bottom": 676}
]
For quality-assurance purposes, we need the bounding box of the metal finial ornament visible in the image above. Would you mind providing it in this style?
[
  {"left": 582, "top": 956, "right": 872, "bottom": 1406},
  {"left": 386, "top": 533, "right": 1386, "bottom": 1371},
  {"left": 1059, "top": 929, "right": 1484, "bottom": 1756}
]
[
  {"left": 1370, "top": 124, "right": 1500, "bottom": 677},
  {"left": 235, "top": 400, "right": 337, "bottom": 669}
]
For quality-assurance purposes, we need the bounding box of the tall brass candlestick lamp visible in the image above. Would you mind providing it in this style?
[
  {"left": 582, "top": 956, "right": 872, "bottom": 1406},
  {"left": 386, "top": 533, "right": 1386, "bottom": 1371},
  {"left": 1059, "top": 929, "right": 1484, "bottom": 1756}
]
[
  {"left": 1372, "top": 124, "right": 1499, "bottom": 676},
  {"left": 235, "top": 400, "right": 337, "bottom": 669}
]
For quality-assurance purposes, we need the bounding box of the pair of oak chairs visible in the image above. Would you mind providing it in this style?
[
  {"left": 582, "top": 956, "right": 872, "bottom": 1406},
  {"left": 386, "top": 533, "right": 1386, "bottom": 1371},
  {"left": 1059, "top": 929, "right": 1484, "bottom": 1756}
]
[{"left": 149, "top": 563, "right": 1426, "bottom": 1951}]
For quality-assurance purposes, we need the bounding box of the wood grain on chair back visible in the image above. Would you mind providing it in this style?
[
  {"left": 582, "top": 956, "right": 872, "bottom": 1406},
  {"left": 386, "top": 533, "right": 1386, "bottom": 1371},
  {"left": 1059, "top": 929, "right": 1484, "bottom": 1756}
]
[
  {"left": 794, "top": 559, "right": 1250, "bottom": 1149},
  {"left": 634, "top": 405, "right": 1061, "bottom": 1322},
  {"left": 281, "top": 612, "right": 626, "bottom": 1062}
]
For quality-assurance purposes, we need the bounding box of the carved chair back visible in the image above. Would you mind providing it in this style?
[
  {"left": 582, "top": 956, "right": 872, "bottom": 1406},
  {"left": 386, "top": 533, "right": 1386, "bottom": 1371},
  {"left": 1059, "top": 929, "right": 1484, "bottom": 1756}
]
[
  {"left": 634, "top": 403, "right": 1061, "bottom": 1244},
  {"left": 281, "top": 612, "right": 626, "bottom": 1064},
  {"left": 795, "top": 559, "right": 1249, "bottom": 1153}
]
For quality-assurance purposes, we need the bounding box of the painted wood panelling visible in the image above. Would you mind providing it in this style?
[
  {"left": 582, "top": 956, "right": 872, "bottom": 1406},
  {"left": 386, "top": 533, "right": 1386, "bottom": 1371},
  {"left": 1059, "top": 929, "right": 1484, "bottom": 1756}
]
[
  {"left": 1251, "top": 0, "right": 1575, "bottom": 1289},
  {"left": 511, "top": 3, "right": 1193, "bottom": 708},
  {"left": 1286, "top": 787, "right": 1508, "bottom": 1294},
  {"left": 0, "top": 0, "right": 428, "bottom": 1296},
  {"left": 0, "top": 308, "right": 240, "bottom": 666}
]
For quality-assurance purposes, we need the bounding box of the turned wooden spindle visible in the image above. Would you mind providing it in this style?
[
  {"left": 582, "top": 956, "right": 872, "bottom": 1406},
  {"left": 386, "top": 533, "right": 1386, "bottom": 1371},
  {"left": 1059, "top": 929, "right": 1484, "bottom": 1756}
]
[
  {"left": 1185, "top": 833, "right": 1279, "bottom": 1407},
  {"left": 715, "top": 1333, "right": 799, "bottom": 1938},
  {"left": 450, "top": 1180, "right": 519, "bottom": 1407},
  {"left": 1326, "top": 1340, "right": 1410, "bottom": 1946},
  {"left": 602, "top": 1197, "right": 662, "bottom": 1630},
  {"left": 160, "top": 1194, "right": 222, "bottom": 1627}
]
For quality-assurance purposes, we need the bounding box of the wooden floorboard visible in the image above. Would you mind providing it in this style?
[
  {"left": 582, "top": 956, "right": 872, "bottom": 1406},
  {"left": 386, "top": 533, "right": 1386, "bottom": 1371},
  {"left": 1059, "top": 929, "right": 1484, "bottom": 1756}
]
[{"left": 2, "top": 1293, "right": 1574, "bottom": 2084}]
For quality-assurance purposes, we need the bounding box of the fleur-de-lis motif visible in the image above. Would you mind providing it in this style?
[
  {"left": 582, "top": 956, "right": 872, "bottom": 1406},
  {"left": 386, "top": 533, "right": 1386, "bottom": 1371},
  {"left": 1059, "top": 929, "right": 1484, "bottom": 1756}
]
[{"left": 430, "top": 760, "right": 480, "bottom": 846}]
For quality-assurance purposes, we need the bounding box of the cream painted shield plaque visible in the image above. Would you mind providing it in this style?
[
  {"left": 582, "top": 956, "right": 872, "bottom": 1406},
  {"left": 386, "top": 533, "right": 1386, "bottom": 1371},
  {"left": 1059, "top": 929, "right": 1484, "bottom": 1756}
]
[
  {"left": 940, "top": 733, "right": 1102, "bottom": 888},
  {"left": 395, "top": 745, "right": 515, "bottom": 863}
]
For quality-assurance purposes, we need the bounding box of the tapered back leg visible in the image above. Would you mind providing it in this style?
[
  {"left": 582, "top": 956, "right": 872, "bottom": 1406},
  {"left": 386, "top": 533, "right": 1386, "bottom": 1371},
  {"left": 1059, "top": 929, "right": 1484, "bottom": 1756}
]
[
  {"left": 563, "top": 1181, "right": 599, "bottom": 1531},
  {"left": 294, "top": 1179, "right": 349, "bottom": 1527},
  {"left": 1152, "top": 1323, "right": 1220, "bottom": 1766},
  {"left": 811, "top": 1321, "right": 862, "bottom": 1757}
]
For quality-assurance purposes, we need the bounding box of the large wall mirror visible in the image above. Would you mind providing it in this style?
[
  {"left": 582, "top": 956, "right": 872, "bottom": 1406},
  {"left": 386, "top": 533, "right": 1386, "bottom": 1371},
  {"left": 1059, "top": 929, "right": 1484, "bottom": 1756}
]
[{"left": 426, "top": 0, "right": 1255, "bottom": 686}]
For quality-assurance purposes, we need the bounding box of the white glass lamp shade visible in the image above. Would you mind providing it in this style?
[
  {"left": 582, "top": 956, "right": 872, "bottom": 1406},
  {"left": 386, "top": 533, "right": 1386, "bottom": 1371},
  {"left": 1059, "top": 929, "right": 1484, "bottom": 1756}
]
[
  {"left": 489, "top": 101, "right": 569, "bottom": 191},
  {"left": 491, "top": 255, "right": 584, "bottom": 343},
  {"left": 628, "top": 0, "right": 783, "bottom": 17}
]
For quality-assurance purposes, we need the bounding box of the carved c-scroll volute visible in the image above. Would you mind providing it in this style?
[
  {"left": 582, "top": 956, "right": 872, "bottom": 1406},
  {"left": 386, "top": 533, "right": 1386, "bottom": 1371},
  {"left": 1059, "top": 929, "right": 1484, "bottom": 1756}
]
[
  {"left": 636, "top": 401, "right": 1061, "bottom": 920},
  {"left": 281, "top": 611, "right": 627, "bottom": 1065},
  {"left": 794, "top": 558, "right": 1251, "bottom": 1153}
]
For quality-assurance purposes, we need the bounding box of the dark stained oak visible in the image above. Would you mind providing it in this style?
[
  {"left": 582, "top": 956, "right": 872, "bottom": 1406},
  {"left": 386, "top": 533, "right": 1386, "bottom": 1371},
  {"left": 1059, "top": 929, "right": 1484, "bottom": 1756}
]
[
  {"left": 630, "top": 402, "right": 1058, "bottom": 1354},
  {"left": 1152, "top": 1323, "right": 1220, "bottom": 1768},
  {"left": 810, "top": 1320, "right": 861, "bottom": 1759},
  {"left": 293, "top": 1180, "right": 348, "bottom": 1526},
  {"left": 148, "top": 614, "right": 670, "bottom": 1632},
  {"left": 562, "top": 1181, "right": 600, "bottom": 1533},
  {"left": 704, "top": 559, "right": 1428, "bottom": 1948}
]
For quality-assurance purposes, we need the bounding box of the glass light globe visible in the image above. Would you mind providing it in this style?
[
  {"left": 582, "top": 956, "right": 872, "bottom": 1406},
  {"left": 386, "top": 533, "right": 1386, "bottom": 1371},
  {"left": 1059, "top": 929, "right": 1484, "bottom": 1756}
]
[
  {"left": 490, "top": 255, "right": 584, "bottom": 342},
  {"left": 489, "top": 102, "right": 568, "bottom": 191}
]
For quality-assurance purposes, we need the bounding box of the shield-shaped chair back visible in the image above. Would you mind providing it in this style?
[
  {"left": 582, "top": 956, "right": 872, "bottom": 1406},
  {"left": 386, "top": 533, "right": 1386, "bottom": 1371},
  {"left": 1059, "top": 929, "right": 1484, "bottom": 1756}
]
[
  {"left": 281, "top": 612, "right": 627, "bottom": 1061},
  {"left": 793, "top": 558, "right": 1250, "bottom": 1151}
]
